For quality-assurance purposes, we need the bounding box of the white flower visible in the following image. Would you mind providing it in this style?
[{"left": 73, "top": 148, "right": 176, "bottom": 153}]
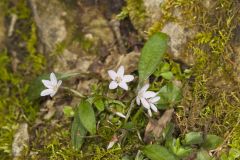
[
  {"left": 136, "top": 84, "right": 160, "bottom": 117},
  {"left": 40, "top": 72, "right": 62, "bottom": 97},
  {"left": 115, "top": 112, "right": 126, "bottom": 119},
  {"left": 108, "top": 66, "right": 134, "bottom": 90}
]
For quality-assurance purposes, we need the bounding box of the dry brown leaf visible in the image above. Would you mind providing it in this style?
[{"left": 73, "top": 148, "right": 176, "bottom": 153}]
[{"left": 144, "top": 109, "right": 174, "bottom": 143}]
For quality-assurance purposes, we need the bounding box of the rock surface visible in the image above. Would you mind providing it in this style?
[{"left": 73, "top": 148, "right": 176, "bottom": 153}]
[
  {"left": 12, "top": 123, "right": 29, "bottom": 159},
  {"left": 29, "top": 0, "right": 67, "bottom": 53}
]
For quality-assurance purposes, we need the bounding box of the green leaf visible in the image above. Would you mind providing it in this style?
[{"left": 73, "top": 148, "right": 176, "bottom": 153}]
[
  {"left": 160, "top": 71, "right": 173, "bottom": 80},
  {"left": 229, "top": 148, "right": 240, "bottom": 159},
  {"left": 202, "top": 134, "right": 223, "bottom": 150},
  {"left": 27, "top": 72, "right": 80, "bottom": 100},
  {"left": 157, "top": 83, "right": 181, "bottom": 109},
  {"left": 183, "top": 132, "right": 204, "bottom": 145},
  {"left": 71, "top": 109, "right": 87, "bottom": 150},
  {"left": 142, "top": 144, "right": 178, "bottom": 160},
  {"left": 166, "top": 138, "right": 193, "bottom": 159},
  {"left": 93, "top": 98, "right": 105, "bottom": 112},
  {"left": 196, "top": 150, "right": 211, "bottom": 160},
  {"left": 63, "top": 106, "right": 74, "bottom": 117},
  {"left": 78, "top": 100, "right": 96, "bottom": 134},
  {"left": 138, "top": 32, "right": 168, "bottom": 84}
]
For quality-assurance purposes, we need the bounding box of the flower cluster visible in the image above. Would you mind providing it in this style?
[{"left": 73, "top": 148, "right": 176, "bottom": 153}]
[{"left": 40, "top": 66, "right": 160, "bottom": 117}]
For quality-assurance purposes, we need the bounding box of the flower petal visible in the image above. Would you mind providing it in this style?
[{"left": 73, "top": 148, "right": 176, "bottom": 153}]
[
  {"left": 123, "top": 75, "right": 134, "bottom": 82},
  {"left": 136, "top": 97, "right": 140, "bottom": 105},
  {"left": 150, "top": 104, "right": 158, "bottom": 113},
  {"left": 119, "top": 81, "right": 128, "bottom": 90},
  {"left": 109, "top": 81, "right": 118, "bottom": 89},
  {"left": 141, "top": 98, "right": 150, "bottom": 109},
  {"left": 149, "top": 96, "right": 160, "bottom": 103},
  {"left": 140, "top": 83, "right": 149, "bottom": 93},
  {"left": 50, "top": 90, "right": 57, "bottom": 97},
  {"left": 50, "top": 72, "right": 58, "bottom": 85},
  {"left": 42, "top": 80, "right": 53, "bottom": 88},
  {"left": 117, "top": 66, "right": 124, "bottom": 77},
  {"left": 40, "top": 89, "right": 53, "bottom": 96},
  {"left": 108, "top": 70, "right": 117, "bottom": 80},
  {"left": 57, "top": 80, "right": 62, "bottom": 88},
  {"left": 115, "top": 112, "right": 126, "bottom": 119},
  {"left": 148, "top": 109, "right": 152, "bottom": 117},
  {"left": 143, "top": 91, "right": 157, "bottom": 98}
]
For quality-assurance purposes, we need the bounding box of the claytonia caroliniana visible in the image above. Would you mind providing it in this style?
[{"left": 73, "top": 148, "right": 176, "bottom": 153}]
[
  {"left": 108, "top": 66, "right": 134, "bottom": 90},
  {"left": 136, "top": 84, "right": 160, "bottom": 117},
  {"left": 40, "top": 72, "right": 62, "bottom": 97}
]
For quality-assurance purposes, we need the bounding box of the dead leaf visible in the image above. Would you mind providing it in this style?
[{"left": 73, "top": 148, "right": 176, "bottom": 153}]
[{"left": 144, "top": 109, "right": 174, "bottom": 143}]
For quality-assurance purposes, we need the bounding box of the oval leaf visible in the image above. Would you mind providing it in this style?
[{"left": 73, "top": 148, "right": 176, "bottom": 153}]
[
  {"left": 78, "top": 100, "right": 96, "bottom": 135},
  {"left": 183, "top": 132, "right": 204, "bottom": 145},
  {"left": 138, "top": 32, "right": 168, "bottom": 84},
  {"left": 142, "top": 144, "right": 177, "bottom": 160},
  {"left": 202, "top": 134, "right": 223, "bottom": 150},
  {"left": 197, "top": 150, "right": 211, "bottom": 160},
  {"left": 71, "top": 109, "right": 87, "bottom": 150}
]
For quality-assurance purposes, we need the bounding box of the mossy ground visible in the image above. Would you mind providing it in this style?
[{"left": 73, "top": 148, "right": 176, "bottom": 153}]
[{"left": 0, "top": 0, "right": 240, "bottom": 159}]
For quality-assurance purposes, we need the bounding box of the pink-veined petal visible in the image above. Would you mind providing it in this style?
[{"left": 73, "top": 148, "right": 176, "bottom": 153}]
[
  {"left": 141, "top": 98, "right": 150, "bottom": 109},
  {"left": 109, "top": 81, "right": 118, "bottom": 89},
  {"left": 136, "top": 97, "right": 140, "bottom": 105},
  {"left": 123, "top": 75, "right": 134, "bottom": 82},
  {"left": 140, "top": 83, "right": 149, "bottom": 93},
  {"left": 42, "top": 80, "right": 53, "bottom": 88},
  {"left": 40, "top": 89, "right": 53, "bottom": 96},
  {"left": 108, "top": 70, "right": 117, "bottom": 80},
  {"left": 119, "top": 81, "right": 128, "bottom": 90},
  {"left": 50, "top": 72, "right": 58, "bottom": 85},
  {"left": 148, "top": 109, "right": 152, "bottom": 117},
  {"left": 150, "top": 103, "right": 158, "bottom": 112},
  {"left": 149, "top": 96, "right": 160, "bottom": 103},
  {"left": 143, "top": 91, "right": 157, "bottom": 98},
  {"left": 117, "top": 66, "right": 124, "bottom": 77}
]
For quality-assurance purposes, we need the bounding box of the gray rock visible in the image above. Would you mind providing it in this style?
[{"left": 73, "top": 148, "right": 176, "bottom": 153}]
[
  {"left": 162, "top": 22, "right": 196, "bottom": 65},
  {"left": 143, "top": 0, "right": 163, "bottom": 22},
  {"left": 12, "top": 123, "right": 29, "bottom": 159},
  {"left": 29, "top": 0, "right": 67, "bottom": 53}
]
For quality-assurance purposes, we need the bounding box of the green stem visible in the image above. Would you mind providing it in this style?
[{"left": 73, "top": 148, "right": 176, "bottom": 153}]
[
  {"left": 61, "top": 86, "right": 85, "bottom": 98},
  {"left": 124, "top": 98, "right": 136, "bottom": 122}
]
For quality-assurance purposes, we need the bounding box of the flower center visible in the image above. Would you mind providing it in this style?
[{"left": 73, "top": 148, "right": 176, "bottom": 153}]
[{"left": 115, "top": 76, "right": 122, "bottom": 83}]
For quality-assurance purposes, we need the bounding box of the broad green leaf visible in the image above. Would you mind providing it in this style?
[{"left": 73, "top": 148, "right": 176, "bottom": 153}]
[
  {"left": 71, "top": 109, "right": 87, "bottom": 150},
  {"left": 93, "top": 98, "right": 105, "bottom": 112},
  {"left": 27, "top": 72, "right": 80, "bottom": 100},
  {"left": 196, "top": 150, "right": 211, "bottom": 160},
  {"left": 202, "top": 134, "right": 223, "bottom": 150},
  {"left": 157, "top": 83, "right": 181, "bottom": 109},
  {"left": 63, "top": 106, "right": 74, "bottom": 117},
  {"left": 138, "top": 32, "right": 168, "bottom": 84},
  {"left": 160, "top": 71, "right": 173, "bottom": 80},
  {"left": 78, "top": 100, "right": 96, "bottom": 134},
  {"left": 183, "top": 132, "right": 203, "bottom": 145},
  {"left": 142, "top": 144, "right": 177, "bottom": 160}
]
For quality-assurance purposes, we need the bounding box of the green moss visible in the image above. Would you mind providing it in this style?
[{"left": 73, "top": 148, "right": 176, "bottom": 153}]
[{"left": 126, "top": 0, "right": 147, "bottom": 32}]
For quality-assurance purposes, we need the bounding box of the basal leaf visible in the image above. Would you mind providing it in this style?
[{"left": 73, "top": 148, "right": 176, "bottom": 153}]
[
  {"left": 93, "top": 98, "right": 105, "bottom": 112},
  {"left": 142, "top": 144, "right": 177, "bottom": 160},
  {"left": 157, "top": 83, "right": 182, "bottom": 109},
  {"left": 202, "top": 134, "right": 223, "bottom": 150},
  {"left": 138, "top": 32, "right": 168, "bottom": 84},
  {"left": 71, "top": 108, "right": 87, "bottom": 150},
  {"left": 183, "top": 132, "right": 204, "bottom": 145},
  {"left": 196, "top": 150, "right": 211, "bottom": 160},
  {"left": 78, "top": 100, "right": 96, "bottom": 135},
  {"left": 28, "top": 72, "right": 80, "bottom": 100}
]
